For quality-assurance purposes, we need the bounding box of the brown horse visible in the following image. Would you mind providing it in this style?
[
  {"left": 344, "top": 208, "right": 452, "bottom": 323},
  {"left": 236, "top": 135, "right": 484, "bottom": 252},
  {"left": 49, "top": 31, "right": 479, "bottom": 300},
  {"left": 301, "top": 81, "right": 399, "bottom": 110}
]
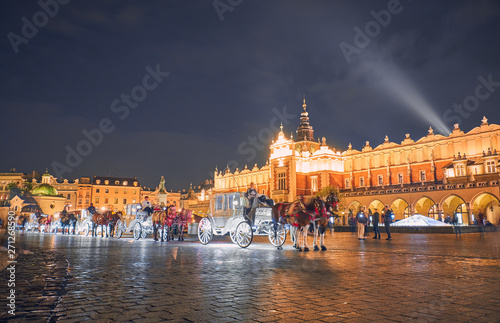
[
  {"left": 92, "top": 213, "right": 108, "bottom": 237},
  {"left": 271, "top": 199, "right": 303, "bottom": 248},
  {"left": 174, "top": 209, "right": 192, "bottom": 241},
  {"left": 37, "top": 214, "right": 52, "bottom": 232},
  {"left": 107, "top": 211, "right": 122, "bottom": 237},
  {"left": 152, "top": 206, "right": 176, "bottom": 241}
]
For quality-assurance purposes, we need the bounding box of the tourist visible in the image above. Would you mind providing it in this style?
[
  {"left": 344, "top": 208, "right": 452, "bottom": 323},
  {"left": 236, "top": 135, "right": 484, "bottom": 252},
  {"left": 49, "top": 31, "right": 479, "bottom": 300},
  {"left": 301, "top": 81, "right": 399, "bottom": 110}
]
[
  {"left": 356, "top": 206, "right": 367, "bottom": 240},
  {"left": 383, "top": 205, "right": 392, "bottom": 240},
  {"left": 142, "top": 196, "right": 153, "bottom": 217},
  {"left": 452, "top": 213, "right": 461, "bottom": 237},
  {"left": 477, "top": 210, "right": 485, "bottom": 236},
  {"left": 372, "top": 210, "right": 381, "bottom": 239}
]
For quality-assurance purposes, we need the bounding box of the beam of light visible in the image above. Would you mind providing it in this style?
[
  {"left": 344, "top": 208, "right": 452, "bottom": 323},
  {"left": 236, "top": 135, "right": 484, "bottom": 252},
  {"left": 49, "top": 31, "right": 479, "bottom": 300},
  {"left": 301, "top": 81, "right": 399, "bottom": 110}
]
[{"left": 359, "top": 60, "right": 452, "bottom": 135}]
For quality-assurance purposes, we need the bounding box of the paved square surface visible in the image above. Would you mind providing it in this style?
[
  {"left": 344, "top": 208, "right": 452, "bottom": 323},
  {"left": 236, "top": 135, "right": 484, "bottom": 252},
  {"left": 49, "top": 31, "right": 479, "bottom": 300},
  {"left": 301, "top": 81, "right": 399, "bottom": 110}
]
[{"left": 1, "top": 230, "right": 499, "bottom": 322}]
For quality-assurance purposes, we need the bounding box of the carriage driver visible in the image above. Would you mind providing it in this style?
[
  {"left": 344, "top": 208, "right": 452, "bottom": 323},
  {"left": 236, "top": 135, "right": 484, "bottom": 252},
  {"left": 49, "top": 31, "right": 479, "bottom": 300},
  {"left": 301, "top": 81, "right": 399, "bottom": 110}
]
[
  {"left": 142, "top": 196, "right": 153, "bottom": 217},
  {"left": 245, "top": 182, "right": 258, "bottom": 215},
  {"left": 87, "top": 203, "right": 96, "bottom": 215}
]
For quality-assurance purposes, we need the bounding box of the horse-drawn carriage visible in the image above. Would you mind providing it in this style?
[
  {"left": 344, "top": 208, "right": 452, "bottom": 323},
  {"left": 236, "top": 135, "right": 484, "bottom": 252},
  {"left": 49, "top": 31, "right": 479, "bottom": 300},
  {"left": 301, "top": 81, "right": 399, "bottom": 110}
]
[
  {"left": 197, "top": 192, "right": 287, "bottom": 249},
  {"left": 112, "top": 203, "right": 151, "bottom": 240}
]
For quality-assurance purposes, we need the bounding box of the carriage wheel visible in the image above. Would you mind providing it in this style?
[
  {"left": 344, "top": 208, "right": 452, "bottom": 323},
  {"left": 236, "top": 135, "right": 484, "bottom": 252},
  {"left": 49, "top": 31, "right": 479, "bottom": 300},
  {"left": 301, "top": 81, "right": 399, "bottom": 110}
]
[
  {"left": 133, "top": 222, "right": 142, "bottom": 240},
  {"left": 229, "top": 230, "right": 237, "bottom": 244},
  {"left": 84, "top": 223, "right": 91, "bottom": 236},
  {"left": 198, "top": 218, "right": 213, "bottom": 245},
  {"left": 115, "top": 220, "right": 123, "bottom": 238},
  {"left": 163, "top": 226, "right": 169, "bottom": 241},
  {"left": 268, "top": 224, "right": 286, "bottom": 247},
  {"left": 235, "top": 221, "right": 253, "bottom": 248}
]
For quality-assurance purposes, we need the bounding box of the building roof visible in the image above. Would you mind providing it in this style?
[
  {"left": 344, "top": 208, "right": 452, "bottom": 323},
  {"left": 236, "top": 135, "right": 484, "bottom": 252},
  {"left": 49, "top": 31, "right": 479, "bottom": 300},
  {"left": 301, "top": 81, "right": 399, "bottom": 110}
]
[
  {"left": 93, "top": 176, "right": 140, "bottom": 187},
  {"left": 31, "top": 184, "right": 59, "bottom": 196}
]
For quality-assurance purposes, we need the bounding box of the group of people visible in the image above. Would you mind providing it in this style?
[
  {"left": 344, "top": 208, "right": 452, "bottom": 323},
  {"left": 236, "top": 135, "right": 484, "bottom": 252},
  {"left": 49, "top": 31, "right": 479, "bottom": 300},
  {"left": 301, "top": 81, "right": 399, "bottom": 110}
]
[{"left": 353, "top": 205, "right": 393, "bottom": 240}]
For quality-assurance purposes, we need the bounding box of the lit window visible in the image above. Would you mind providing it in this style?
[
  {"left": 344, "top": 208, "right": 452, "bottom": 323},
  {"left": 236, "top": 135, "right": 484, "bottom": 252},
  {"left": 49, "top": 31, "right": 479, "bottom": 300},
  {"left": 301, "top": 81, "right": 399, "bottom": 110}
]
[
  {"left": 124, "top": 190, "right": 127, "bottom": 194},
  {"left": 133, "top": 181, "right": 138, "bottom": 186},
  {"left": 378, "top": 175, "right": 383, "bottom": 186},
  {"left": 398, "top": 173, "right": 403, "bottom": 184},
  {"left": 85, "top": 199, "right": 89, "bottom": 204},
  {"left": 359, "top": 177, "right": 365, "bottom": 187},
  {"left": 104, "top": 198, "right": 109, "bottom": 204},
  {"left": 115, "top": 181, "right": 119, "bottom": 185},
  {"left": 456, "top": 164, "right": 466, "bottom": 176},
  {"left": 105, "top": 189, "right": 109, "bottom": 193},
  {"left": 420, "top": 171, "right": 426, "bottom": 182},
  {"left": 123, "top": 181, "right": 128, "bottom": 186},
  {"left": 96, "top": 180, "right": 101, "bottom": 184},
  {"left": 95, "top": 197, "right": 99, "bottom": 203},
  {"left": 278, "top": 172, "right": 287, "bottom": 190},
  {"left": 345, "top": 179, "right": 350, "bottom": 188},
  {"left": 114, "top": 198, "right": 118, "bottom": 204},
  {"left": 311, "top": 177, "right": 318, "bottom": 192},
  {"left": 486, "top": 160, "right": 496, "bottom": 173},
  {"left": 115, "top": 189, "right": 119, "bottom": 194},
  {"left": 123, "top": 199, "right": 127, "bottom": 204},
  {"left": 105, "top": 180, "right": 109, "bottom": 185}
]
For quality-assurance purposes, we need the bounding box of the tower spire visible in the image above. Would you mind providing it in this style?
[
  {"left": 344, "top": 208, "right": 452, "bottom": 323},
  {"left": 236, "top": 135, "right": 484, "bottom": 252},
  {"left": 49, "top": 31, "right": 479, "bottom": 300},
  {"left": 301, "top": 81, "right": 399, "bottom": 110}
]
[{"left": 296, "top": 95, "right": 314, "bottom": 141}]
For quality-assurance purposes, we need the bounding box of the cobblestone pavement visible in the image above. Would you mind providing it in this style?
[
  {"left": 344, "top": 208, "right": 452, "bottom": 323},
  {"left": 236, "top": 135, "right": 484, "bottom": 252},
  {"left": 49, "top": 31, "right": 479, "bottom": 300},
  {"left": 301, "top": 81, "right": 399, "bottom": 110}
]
[{"left": 1, "top": 230, "right": 500, "bottom": 322}]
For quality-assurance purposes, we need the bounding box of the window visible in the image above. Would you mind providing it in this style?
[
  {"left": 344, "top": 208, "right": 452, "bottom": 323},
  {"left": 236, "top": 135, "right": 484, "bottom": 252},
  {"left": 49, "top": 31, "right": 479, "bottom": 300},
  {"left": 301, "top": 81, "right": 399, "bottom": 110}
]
[
  {"left": 124, "top": 190, "right": 127, "bottom": 194},
  {"left": 95, "top": 198, "right": 99, "bottom": 203},
  {"left": 123, "top": 199, "right": 127, "bottom": 204},
  {"left": 123, "top": 181, "right": 128, "bottom": 186},
  {"left": 96, "top": 180, "right": 101, "bottom": 184},
  {"left": 278, "top": 172, "right": 287, "bottom": 190},
  {"left": 115, "top": 189, "right": 119, "bottom": 194},
  {"left": 420, "top": 171, "right": 426, "bottom": 182},
  {"left": 78, "top": 199, "right": 82, "bottom": 204},
  {"left": 345, "top": 179, "right": 350, "bottom": 188},
  {"left": 105, "top": 189, "right": 109, "bottom": 193},
  {"left": 398, "top": 173, "right": 403, "bottom": 184},
  {"left": 104, "top": 198, "right": 109, "bottom": 204},
  {"left": 115, "top": 181, "right": 119, "bottom": 185},
  {"left": 96, "top": 189, "right": 100, "bottom": 193},
  {"left": 486, "top": 160, "right": 497, "bottom": 173},
  {"left": 456, "top": 164, "right": 466, "bottom": 176},
  {"left": 85, "top": 199, "right": 89, "bottom": 204},
  {"left": 311, "top": 177, "right": 318, "bottom": 192},
  {"left": 378, "top": 175, "right": 383, "bottom": 186},
  {"left": 114, "top": 198, "right": 118, "bottom": 204},
  {"left": 67, "top": 194, "right": 70, "bottom": 199},
  {"left": 428, "top": 204, "right": 439, "bottom": 220},
  {"left": 133, "top": 181, "right": 138, "bottom": 186},
  {"left": 262, "top": 189, "right": 265, "bottom": 195},
  {"left": 133, "top": 190, "right": 136, "bottom": 194},
  {"left": 105, "top": 180, "right": 109, "bottom": 185},
  {"left": 359, "top": 177, "right": 365, "bottom": 187}
]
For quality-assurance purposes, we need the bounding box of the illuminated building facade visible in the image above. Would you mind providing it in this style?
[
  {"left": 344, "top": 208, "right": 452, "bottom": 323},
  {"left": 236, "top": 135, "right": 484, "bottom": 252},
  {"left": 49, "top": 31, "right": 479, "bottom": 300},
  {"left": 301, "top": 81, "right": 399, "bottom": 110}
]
[{"left": 214, "top": 100, "right": 500, "bottom": 225}]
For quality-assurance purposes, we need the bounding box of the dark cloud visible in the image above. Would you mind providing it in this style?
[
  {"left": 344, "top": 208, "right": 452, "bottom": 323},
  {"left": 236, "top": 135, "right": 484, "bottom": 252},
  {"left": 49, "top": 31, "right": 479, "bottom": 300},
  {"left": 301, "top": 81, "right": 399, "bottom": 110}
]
[{"left": 1, "top": 0, "right": 499, "bottom": 190}]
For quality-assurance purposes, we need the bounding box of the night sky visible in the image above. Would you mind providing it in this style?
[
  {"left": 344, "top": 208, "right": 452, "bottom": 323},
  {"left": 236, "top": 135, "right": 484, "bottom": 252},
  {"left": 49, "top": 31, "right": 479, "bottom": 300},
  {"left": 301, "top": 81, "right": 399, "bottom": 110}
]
[{"left": 1, "top": 0, "right": 499, "bottom": 190}]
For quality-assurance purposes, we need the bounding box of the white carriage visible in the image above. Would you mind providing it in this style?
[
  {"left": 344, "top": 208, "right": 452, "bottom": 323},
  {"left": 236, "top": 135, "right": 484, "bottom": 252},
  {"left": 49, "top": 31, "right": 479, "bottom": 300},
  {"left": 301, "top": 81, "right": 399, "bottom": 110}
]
[
  {"left": 113, "top": 203, "right": 152, "bottom": 240},
  {"left": 197, "top": 192, "right": 287, "bottom": 248}
]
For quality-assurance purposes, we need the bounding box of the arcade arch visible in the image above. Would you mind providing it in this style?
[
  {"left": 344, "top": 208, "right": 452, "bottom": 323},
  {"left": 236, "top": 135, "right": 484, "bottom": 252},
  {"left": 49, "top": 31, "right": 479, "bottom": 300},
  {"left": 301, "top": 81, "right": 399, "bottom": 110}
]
[
  {"left": 390, "top": 198, "right": 410, "bottom": 220},
  {"left": 414, "top": 197, "right": 435, "bottom": 217},
  {"left": 368, "top": 200, "right": 384, "bottom": 214},
  {"left": 441, "top": 195, "right": 468, "bottom": 225},
  {"left": 471, "top": 193, "right": 500, "bottom": 225}
]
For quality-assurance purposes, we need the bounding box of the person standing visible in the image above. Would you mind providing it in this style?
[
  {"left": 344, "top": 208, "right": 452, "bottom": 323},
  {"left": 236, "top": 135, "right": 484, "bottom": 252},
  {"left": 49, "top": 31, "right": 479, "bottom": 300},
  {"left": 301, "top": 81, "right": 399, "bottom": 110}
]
[
  {"left": 452, "top": 213, "right": 461, "bottom": 237},
  {"left": 382, "top": 205, "right": 392, "bottom": 240},
  {"left": 372, "top": 210, "right": 381, "bottom": 239},
  {"left": 477, "top": 210, "right": 485, "bottom": 236},
  {"left": 356, "top": 207, "right": 367, "bottom": 240}
]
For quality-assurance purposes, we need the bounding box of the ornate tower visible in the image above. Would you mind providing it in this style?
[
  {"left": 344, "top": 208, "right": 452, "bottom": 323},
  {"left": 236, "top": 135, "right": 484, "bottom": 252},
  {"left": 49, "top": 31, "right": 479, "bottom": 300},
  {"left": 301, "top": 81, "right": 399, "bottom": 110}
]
[{"left": 296, "top": 96, "right": 315, "bottom": 142}]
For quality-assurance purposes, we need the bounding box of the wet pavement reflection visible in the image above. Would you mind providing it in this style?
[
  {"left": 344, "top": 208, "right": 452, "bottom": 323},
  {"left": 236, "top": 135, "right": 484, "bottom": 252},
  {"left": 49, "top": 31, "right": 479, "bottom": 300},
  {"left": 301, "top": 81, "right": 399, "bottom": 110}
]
[{"left": 2, "top": 231, "right": 499, "bottom": 322}]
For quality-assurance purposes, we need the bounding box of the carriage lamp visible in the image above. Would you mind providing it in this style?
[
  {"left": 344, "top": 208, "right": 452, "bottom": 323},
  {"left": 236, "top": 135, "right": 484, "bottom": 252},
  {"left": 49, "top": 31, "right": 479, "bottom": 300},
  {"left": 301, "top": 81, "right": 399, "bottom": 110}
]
[{"left": 101, "top": 207, "right": 106, "bottom": 211}]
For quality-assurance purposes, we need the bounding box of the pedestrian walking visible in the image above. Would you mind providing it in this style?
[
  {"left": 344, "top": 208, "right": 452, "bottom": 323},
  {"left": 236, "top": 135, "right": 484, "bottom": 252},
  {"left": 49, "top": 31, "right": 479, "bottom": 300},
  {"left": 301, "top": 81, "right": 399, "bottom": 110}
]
[
  {"left": 452, "top": 212, "right": 461, "bottom": 237},
  {"left": 477, "top": 210, "right": 485, "bottom": 237},
  {"left": 348, "top": 210, "right": 355, "bottom": 234},
  {"left": 372, "top": 210, "right": 381, "bottom": 239},
  {"left": 356, "top": 207, "right": 367, "bottom": 240},
  {"left": 382, "top": 205, "right": 392, "bottom": 240}
]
